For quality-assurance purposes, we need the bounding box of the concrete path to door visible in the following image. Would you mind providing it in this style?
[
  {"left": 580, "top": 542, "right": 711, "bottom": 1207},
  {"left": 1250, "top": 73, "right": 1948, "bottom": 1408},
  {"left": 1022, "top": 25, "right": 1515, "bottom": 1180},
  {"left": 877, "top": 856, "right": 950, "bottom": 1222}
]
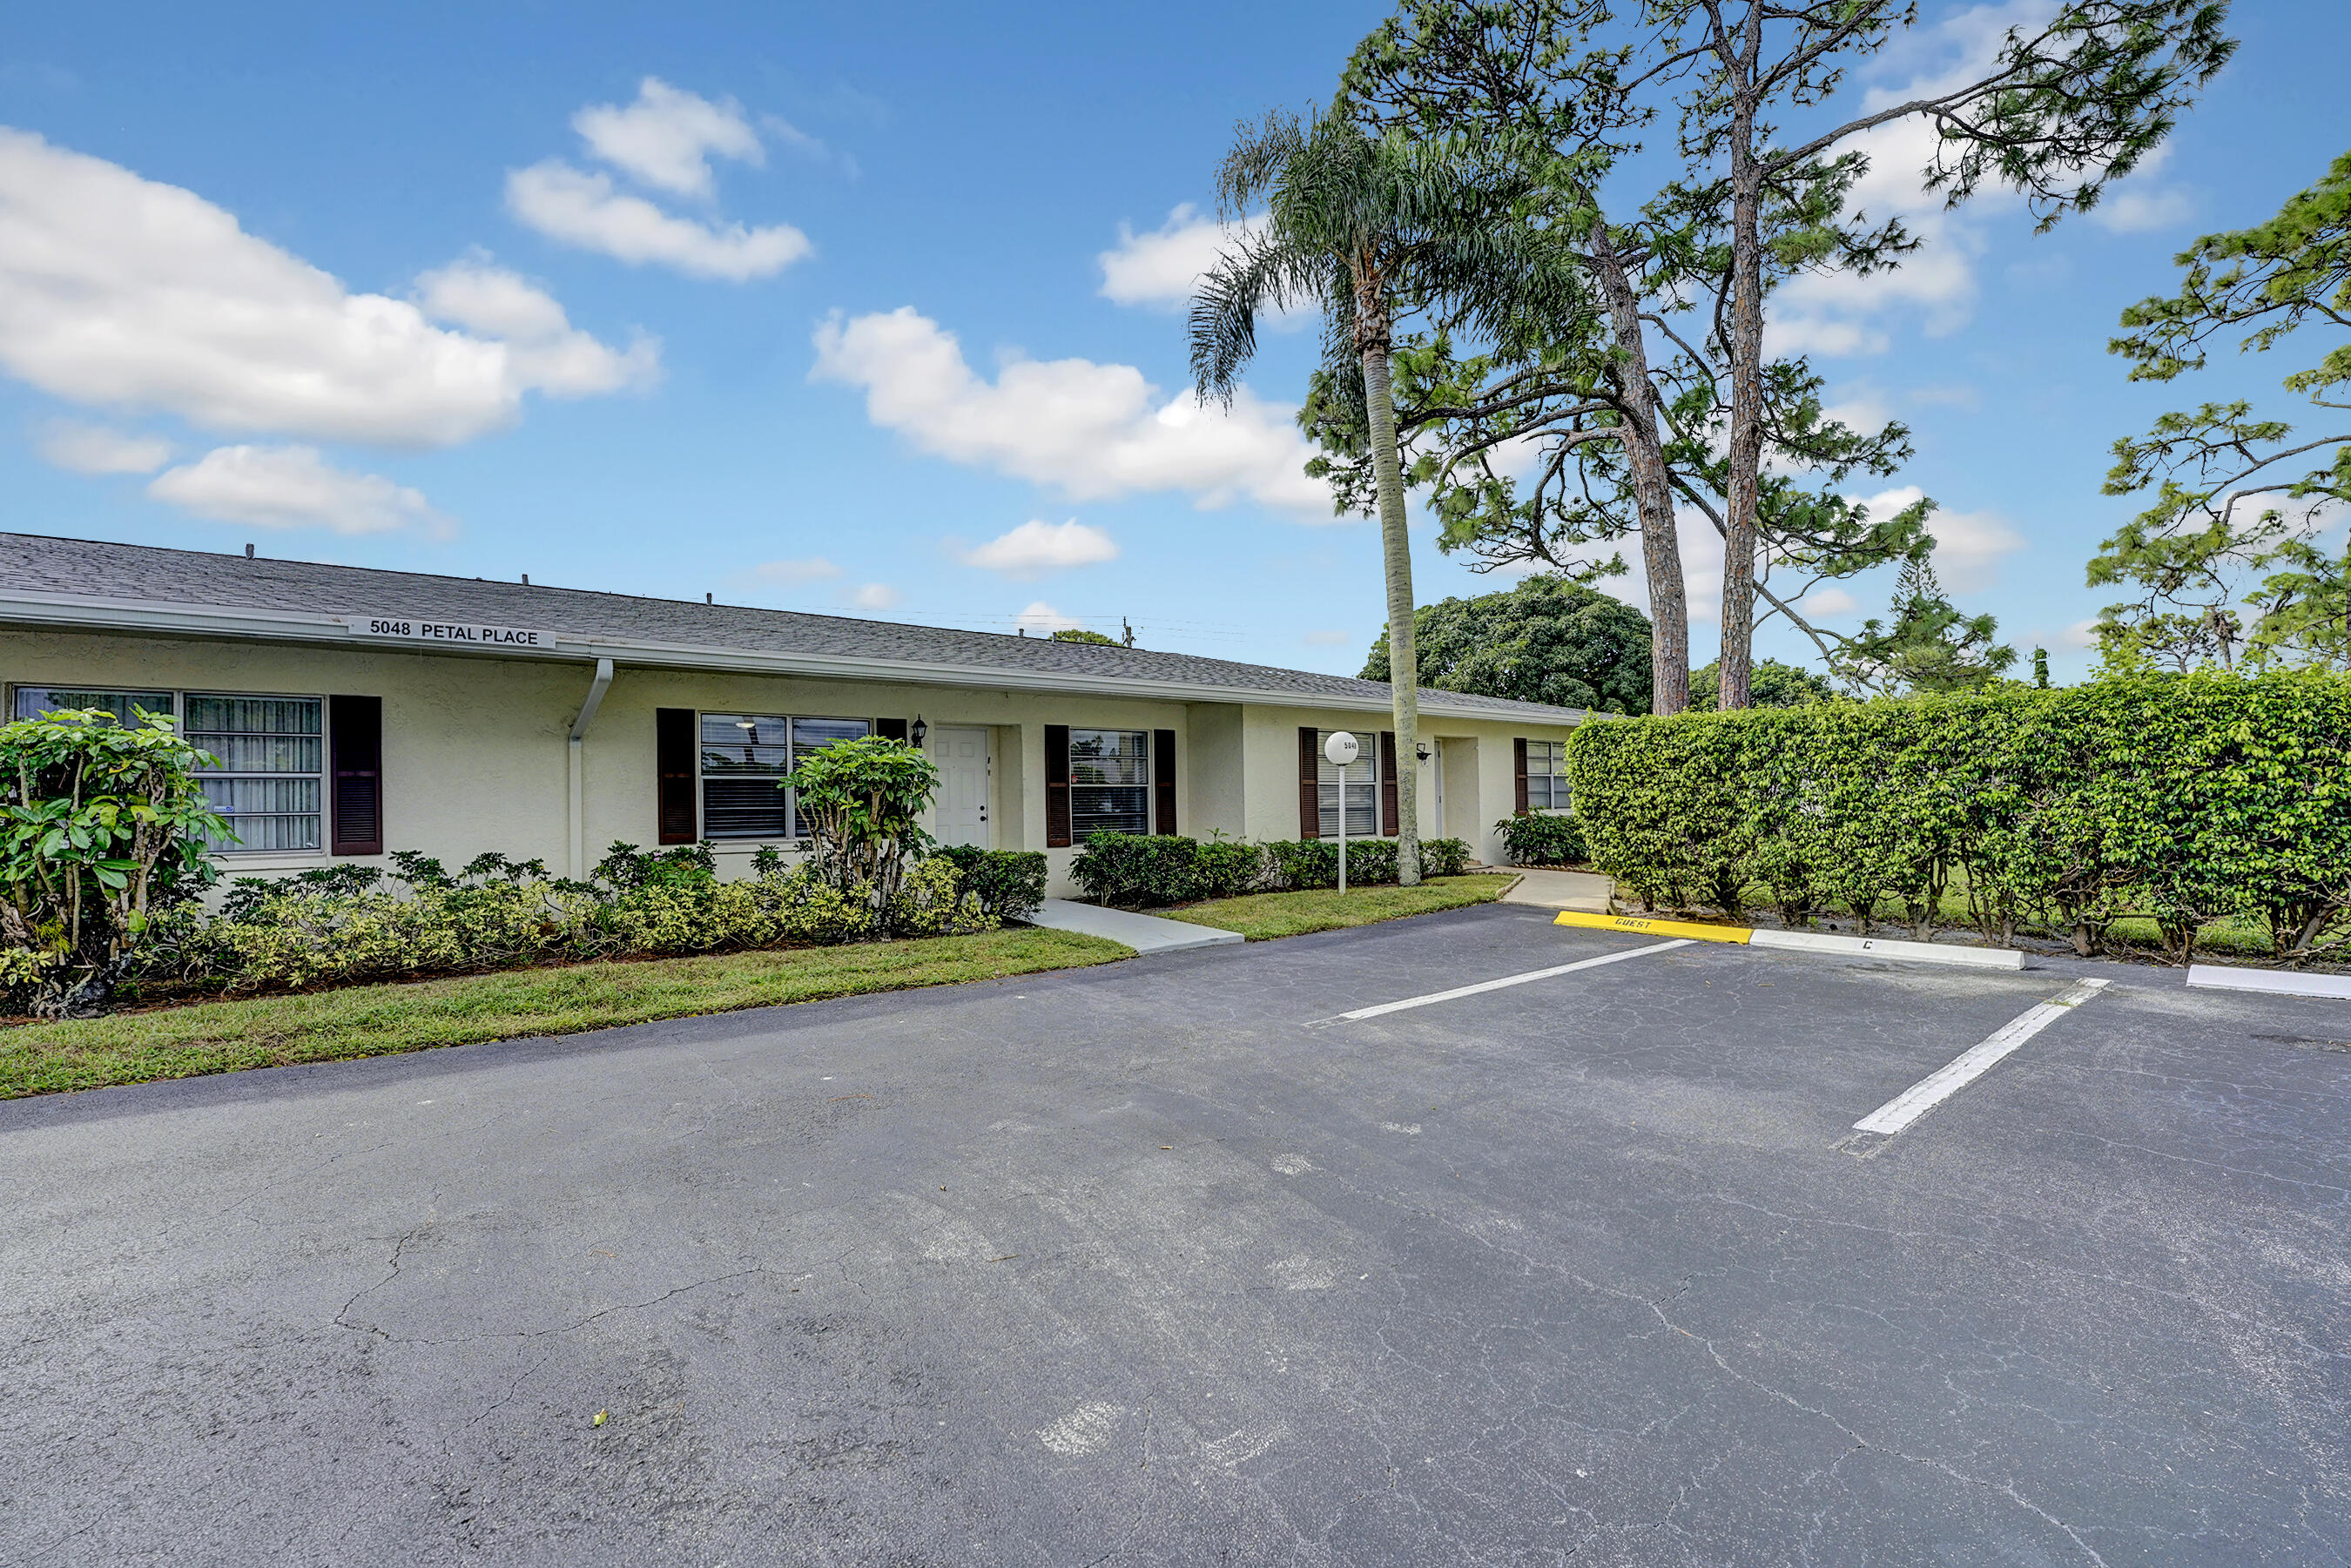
[
  {"left": 1496, "top": 865, "right": 1616, "bottom": 912},
  {"left": 1024, "top": 898, "right": 1246, "bottom": 954}
]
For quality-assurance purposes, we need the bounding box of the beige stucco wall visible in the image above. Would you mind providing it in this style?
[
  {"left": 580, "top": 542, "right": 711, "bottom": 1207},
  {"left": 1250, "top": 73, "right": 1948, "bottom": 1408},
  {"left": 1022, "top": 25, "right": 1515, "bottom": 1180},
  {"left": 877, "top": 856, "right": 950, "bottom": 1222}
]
[{"left": 2, "top": 626, "right": 1580, "bottom": 895}]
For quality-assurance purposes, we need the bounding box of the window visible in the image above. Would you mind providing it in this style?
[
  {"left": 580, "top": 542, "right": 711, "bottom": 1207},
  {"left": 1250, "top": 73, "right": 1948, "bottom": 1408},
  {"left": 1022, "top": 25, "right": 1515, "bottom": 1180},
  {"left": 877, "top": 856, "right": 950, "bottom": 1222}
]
[
  {"left": 13, "top": 686, "right": 327, "bottom": 852},
  {"left": 1526, "top": 739, "right": 1570, "bottom": 811},
  {"left": 697, "top": 713, "right": 873, "bottom": 839},
  {"left": 1317, "top": 729, "right": 1378, "bottom": 837},
  {"left": 1068, "top": 729, "right": 1149, "bottom": 837}
]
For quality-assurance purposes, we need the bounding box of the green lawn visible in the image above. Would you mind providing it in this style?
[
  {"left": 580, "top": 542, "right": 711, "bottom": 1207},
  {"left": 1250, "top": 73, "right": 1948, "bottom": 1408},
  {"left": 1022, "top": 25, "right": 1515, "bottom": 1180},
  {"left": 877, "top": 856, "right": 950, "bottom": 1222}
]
[
  {"left": 0, "top": 927, "right": 1131, "bottom": 1100},
  {"left": 1161, "top": 873, "right": 1516, "bottom": 940}
]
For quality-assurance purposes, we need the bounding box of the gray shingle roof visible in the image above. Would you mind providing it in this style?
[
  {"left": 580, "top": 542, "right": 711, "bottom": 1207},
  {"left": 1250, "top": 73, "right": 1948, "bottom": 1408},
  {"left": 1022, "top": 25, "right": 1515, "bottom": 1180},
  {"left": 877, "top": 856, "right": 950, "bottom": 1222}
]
[{"left": 0, "top": 531, "right": 1587, "bottom": 723}]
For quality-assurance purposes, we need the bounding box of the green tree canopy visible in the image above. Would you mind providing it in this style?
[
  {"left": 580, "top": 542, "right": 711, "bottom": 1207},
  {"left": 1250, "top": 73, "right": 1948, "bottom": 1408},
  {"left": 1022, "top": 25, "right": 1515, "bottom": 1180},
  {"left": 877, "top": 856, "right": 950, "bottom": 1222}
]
[
  {"left": 1048, "top": 628, "right": 1120, "bottom": 646},
  {"left": 1687, "top": 659, "right": 1833, "bottom": 711},
  {"left": 2092, "top": 148, "right": 2351, "bottom": 671},
  {"left": 1829, "top": 560, "right": 2018, "bottom": 696},
  {"left": 1361, "top": 574, "right": 1654, "bottom": 714}
]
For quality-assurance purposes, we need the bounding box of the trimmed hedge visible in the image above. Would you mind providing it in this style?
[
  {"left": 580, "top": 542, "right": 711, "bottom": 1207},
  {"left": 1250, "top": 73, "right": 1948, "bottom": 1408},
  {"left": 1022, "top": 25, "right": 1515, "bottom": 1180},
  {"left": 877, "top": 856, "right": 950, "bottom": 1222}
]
[
  {"left": 932, "top": 846, "right": 1048, "bottom": 923},
  {"left": 1069, "top": 831, "right": 1473, "bottom": 908},
  {"left": 1566, "top": 671, "right": 2351, "bottom": 960},
  {"left": 1495, "top": 812, "right": 1586, "bottom": 866}
]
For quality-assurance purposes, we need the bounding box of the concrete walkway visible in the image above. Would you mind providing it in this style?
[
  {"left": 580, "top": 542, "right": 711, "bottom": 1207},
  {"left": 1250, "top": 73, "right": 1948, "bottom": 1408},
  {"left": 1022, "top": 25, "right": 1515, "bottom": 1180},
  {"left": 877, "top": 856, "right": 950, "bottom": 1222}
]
[
  {"left": 1025, "top": 898, "right": 1247, "bottom": 954},
  {"left": 1496, "top": 867, "right": 1617, "bottom": 913}
]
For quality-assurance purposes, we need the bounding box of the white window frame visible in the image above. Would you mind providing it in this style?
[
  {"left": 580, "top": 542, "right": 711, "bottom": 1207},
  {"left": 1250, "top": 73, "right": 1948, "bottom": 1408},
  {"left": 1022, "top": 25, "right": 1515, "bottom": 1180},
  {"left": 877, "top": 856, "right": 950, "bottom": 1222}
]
[
  {"left": 1068, "top": 728, "right": 1153, "bottom": 839},
  {"left": 1317, "top": 728, "right": 1379, "bottom": 838},
  {"left": 1526, "top": 738, "right": 1571, "bottom": 812},
  {"left": 7, "top": 683, "right": 332, "bottom": 858},
  {"left": 693, "top": 711, "right": 874, "bottom": 844}
]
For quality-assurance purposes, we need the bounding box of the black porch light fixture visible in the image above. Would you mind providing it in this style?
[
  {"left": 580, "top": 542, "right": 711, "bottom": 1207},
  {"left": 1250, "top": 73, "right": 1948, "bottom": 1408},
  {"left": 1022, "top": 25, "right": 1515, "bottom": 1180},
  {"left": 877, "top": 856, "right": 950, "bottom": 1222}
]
[{"left": 910, "top": 716, "right": 928, "bottom": 746}]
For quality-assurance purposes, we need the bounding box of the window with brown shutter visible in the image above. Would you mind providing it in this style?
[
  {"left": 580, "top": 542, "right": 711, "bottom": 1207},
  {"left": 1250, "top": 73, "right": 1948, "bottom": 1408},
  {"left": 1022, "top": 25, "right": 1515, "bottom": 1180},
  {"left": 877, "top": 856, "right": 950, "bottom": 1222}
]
[
  {"left": 328, "top": 695, "right": 382, "bottom": 857},
  {"left": 1153, "top": 728, "right": 1176, "bottom": 834},
  {"left": 1379, "top": 731, "right": 1399, "bottom": 838},
  {"left": 657, "top": 707, "right": 697, "bottom": 844},
  {"left": 1044, "top": 724, "right": 1072, "bottom": 846},
  {"left": 1512, "top": 737, "right": 1531, "bottom": 816},
  {"left": 1297, "top": 726, "right": 1320, "bottom": 838}
]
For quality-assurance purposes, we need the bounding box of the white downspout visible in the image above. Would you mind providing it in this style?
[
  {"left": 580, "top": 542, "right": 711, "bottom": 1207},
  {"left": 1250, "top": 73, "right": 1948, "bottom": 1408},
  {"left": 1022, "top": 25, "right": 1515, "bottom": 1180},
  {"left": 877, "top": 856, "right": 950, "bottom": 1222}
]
[{"left": 567, "top": 657, "right": 614, "bottom": 879}]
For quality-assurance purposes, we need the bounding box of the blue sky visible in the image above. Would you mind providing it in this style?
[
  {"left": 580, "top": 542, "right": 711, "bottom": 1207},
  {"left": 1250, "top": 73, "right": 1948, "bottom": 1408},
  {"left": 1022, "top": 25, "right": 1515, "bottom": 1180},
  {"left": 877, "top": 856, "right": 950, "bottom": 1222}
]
[{"left": 3, "top": 1, "right": 2346, "bottom": 683}]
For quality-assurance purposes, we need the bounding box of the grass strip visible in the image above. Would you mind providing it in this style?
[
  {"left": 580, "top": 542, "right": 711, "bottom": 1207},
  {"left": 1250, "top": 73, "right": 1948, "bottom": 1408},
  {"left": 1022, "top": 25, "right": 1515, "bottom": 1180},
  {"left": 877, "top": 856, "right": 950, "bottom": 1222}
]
[
  {"left": 0, "top": 927, "right": 1131, "bottom": 1100},
  {"left": 1161, "top": 873, "right": 1515, "bottom": 941}
]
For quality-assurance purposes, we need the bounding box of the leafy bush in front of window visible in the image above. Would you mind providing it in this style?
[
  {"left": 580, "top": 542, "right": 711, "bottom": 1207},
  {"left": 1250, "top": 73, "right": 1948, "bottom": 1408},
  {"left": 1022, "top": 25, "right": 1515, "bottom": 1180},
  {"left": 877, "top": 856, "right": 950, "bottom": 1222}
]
[
  {"left": 783, "top": 737, "right": 940, "bottom": 918},
  {"left": 1495, "top": 812, "right": 1587, "bottom": 867},
  {"left": 0, "top": 706, "right": 228, "bottom": 1016},
  {"left": 174, "top": 836, "right": 994, "bottom": 997},
  {"left": 1070, "top": 832, "right": 1208, "bottom": 907},
  {"left": 933, "top": 845, "right": 1048, "bottom": 922},
  {"left": 1071, "top": 832, "right": 1478, "bottom": 906}
]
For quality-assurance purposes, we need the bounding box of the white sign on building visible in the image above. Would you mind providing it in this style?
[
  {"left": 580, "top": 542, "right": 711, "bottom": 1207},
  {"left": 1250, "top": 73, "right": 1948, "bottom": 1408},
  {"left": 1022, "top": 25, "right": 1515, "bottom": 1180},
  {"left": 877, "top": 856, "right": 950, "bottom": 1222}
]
[{"left": 345, "top": 616, "right": 550, "bottom": 649}]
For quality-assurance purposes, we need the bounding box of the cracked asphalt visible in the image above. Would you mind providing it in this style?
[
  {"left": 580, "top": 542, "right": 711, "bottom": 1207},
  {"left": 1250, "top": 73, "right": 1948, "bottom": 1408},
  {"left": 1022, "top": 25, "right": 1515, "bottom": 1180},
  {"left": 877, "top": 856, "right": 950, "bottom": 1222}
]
[{"left": 3, "top": 902, "right": 2347, "bottom": 1565}]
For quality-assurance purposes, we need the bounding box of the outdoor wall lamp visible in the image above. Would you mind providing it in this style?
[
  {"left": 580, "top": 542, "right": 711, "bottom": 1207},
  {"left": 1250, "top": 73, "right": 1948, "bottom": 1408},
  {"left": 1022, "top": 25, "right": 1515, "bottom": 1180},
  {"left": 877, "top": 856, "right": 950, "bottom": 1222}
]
[
  {"left": 910, "top": 716, "right": 928, "bottom": 746},
  {"left": 1415, "top": 741, "right": 1432, "bottom": 764}
]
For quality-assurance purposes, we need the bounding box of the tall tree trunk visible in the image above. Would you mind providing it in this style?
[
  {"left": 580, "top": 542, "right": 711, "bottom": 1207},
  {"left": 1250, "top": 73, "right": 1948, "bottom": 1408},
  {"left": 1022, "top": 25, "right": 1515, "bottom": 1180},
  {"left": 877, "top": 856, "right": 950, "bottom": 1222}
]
[
  {"left": 1716, "top": 10, "right": 1767, "bottom": 712},
  {"left": 1357, "top": 262, "right": 1421, "bottom": 886},
  {"left": 1589, "top": 216, "right": 1689, "bottom": 716}
]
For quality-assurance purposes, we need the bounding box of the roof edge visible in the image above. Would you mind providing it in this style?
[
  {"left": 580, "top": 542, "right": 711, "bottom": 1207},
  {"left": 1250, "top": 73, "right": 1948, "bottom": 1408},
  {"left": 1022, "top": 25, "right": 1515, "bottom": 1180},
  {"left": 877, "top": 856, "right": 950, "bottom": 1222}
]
[{"left": 0, "top": 589, "right": 1587, "bottom": 725}]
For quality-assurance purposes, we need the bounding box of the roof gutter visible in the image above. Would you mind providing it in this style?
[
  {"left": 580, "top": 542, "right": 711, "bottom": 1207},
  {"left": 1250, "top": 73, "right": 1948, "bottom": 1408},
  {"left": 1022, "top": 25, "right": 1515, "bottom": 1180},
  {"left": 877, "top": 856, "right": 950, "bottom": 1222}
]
[{"left": 0, "top": 589, "right": 1586, "bottom": 726}]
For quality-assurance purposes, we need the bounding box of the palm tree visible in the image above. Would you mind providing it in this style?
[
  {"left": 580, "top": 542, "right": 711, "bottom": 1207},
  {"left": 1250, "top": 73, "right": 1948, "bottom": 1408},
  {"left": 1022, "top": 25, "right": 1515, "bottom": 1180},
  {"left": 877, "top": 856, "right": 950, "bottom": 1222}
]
[{"left": 1191, "top": 109, "right": 1559, "bottom": 885}]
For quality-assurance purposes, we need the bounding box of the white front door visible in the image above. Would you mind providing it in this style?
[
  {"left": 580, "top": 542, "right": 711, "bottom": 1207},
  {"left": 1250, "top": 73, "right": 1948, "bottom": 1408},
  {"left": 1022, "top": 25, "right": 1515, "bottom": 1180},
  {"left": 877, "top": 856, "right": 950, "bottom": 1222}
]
[{"left": 932, "top": 727, "right": 991, "bottom": 848}]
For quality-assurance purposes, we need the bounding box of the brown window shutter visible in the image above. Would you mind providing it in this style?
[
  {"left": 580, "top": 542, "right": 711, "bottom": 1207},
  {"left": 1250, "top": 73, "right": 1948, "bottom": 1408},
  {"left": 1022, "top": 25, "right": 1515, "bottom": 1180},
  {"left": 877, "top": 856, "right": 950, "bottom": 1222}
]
[
  {"left": 1153, "top": 728, "right": 1176, "bottom": 835},
  {"left": 876, "top": 717, "right": 909, "bottom": 743},
  {"left": 328, "top": 695, "right": 382, "bottom": 857},
  {"left": 1297, "top": 726, "right": 1320, "bottom": 838},
  {"left": 657, "top": 707, "right": 697, "bottom": 845},
  {"left": 1379, "top": 730, "right": 1399, "bottom": 838},
  {"left": 1512, "top": 737, "right": 1531, "bottom": 816},
  {"left": 1044, "top": 724, "right": 1072, "bottom": 847}
]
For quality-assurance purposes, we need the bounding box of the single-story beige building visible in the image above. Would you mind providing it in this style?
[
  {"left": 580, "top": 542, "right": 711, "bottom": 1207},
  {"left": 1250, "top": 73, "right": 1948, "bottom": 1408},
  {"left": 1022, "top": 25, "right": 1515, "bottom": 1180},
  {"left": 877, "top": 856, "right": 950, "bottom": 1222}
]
[{"left": 0, "top": 533, "right": 1586, "bottom": 895}]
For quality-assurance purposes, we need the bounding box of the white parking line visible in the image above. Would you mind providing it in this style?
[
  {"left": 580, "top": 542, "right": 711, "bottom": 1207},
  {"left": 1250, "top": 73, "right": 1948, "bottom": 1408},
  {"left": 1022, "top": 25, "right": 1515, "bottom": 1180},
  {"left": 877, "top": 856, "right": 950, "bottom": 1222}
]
[
  {"left": 1315, "top": 939, "right": 1694, "bottom": 1025},
  {"left": 1852, "top": 978, "right": 2109, "bottom": 1136}
]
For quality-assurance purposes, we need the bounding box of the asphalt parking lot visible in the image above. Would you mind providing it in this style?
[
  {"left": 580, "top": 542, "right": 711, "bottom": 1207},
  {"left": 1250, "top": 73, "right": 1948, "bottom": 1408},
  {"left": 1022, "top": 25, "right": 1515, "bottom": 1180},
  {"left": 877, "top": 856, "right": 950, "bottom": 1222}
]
[{"left": 3, "top": 903, "right": 2346, "bottom": 1566}]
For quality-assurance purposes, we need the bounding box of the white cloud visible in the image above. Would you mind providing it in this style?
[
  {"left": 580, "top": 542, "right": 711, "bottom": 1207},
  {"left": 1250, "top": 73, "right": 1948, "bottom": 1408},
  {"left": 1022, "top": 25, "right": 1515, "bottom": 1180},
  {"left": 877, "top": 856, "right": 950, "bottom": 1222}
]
[
  {"left": 2090, "top": 143, "right": 2194, "bottom": 234},
  {"left": 1099, "top": 205, "right": 1273, "bottom": 310},
  {"left": 1301, "top": 629, "right": 1351, "bottom": 646},
  {"left": 37, "top": 421, "right": 171, "bottom": 474},
  {"left": 147, "top": 444, "right": 448, "bottom": 535},
  {"left": 0, "top": 128, "right": 646, "bottom": 446},
  {"left": 1015, "top": 601, "right": 1081, "bottom": 635},
  {"left": 573, "top": 77, "right": 761, "bottom": 199},
  {"left": 958, "top": 518, "right": 1119, "bottom": 575},
  {"left": 2060, "top": 617, "right": 2100, "bottom": 649},
  {"left": 810, "top": 306, "right": 1329, "bottom": 514},
  {"left": 414, "top": 255, "right": 657, "bottom": 395},
  {"left": 1803, "top": 587, "right": 1861, "bottom": 617},
  {"left": 750, "top": 555, "right": 842, "bottom": 583},
  {"left": 846, "top": 582, "right": 900, "bottom": 610},
  {"left": 506, "top": 162, "right": 810, "bottom": 281},
  {"left": 1854, "top": 483, "right": 2025, "bottom": 592},
  {"left": 2093, "top": 185, "right": 2196, "bottom": 234}
]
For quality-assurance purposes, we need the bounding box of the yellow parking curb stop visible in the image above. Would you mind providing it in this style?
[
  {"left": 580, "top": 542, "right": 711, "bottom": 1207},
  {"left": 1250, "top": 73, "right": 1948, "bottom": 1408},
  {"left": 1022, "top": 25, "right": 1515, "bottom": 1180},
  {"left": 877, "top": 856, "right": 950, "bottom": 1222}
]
[{"left": 1553, "top": 911, "right": 1754, "bottom": 944}]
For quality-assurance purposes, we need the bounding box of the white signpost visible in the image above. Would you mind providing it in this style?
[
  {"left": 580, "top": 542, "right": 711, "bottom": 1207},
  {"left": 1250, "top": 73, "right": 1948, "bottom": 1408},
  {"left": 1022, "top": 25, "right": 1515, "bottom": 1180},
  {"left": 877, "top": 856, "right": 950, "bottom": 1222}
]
[{"left": 1324, "top": 730, "right": 1360, "bottom": 895}]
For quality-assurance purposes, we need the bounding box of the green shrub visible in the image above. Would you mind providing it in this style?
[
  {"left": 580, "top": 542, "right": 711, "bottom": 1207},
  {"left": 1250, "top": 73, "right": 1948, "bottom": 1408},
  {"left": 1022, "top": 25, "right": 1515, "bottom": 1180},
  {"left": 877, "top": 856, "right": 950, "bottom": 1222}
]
[
  {"left": 1566, "top": 671, "right": 2351, "bottom": 960},
  {"left": 1071, "top": 831, "right": 1478, "bottom": 906},
  {"left": 1070, "top": 832, "right": 1207, "bottom": 906},
  {"left": 1494, "top": 813, "right": 1586, "bottom": 866},
  {"left": 0, "top": 706, "right": 229, "bottom": 1015},
  {"left": 932, "top": 845, "right": 1048, "bottom": 921}
]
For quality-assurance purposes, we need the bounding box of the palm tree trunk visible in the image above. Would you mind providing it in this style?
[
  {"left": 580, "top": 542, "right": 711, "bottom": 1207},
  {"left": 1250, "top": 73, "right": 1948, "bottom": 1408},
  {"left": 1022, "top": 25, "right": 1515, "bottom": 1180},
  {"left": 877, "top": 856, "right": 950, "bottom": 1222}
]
[
  {"left": 1589, "top": 217, "right": 1689, "bottom": 716},
  {"left": 1356, "top": 266, "right": 1421, "bottom": 886}
]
